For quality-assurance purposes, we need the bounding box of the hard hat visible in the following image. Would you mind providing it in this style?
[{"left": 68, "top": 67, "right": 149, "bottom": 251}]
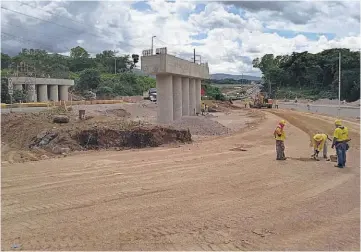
[
  {"left": 279, "top": 119, "right": 286, "bottom": 125},
  {"left": 335, "top": 119, "right": 342, "bottom": 126},
  {"left": 314, "top": 134, "right": 323, "bottom": 141}
]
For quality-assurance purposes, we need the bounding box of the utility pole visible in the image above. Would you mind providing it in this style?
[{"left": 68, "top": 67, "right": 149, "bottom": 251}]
[
  {"left": 193, "top": 49, "right": 196, "bottom": 63},
  {"left": 338, "top": 51, "right": 341, "bottom": 117},
  {"left": 151, "top": 36, "right": 156, "bottom": 55}
]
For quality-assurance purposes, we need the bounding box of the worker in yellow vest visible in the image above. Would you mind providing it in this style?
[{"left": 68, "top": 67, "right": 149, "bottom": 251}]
[
  {"left": 332, "top": 119, "right": 350, "bottom": 168},
  {"left": 274, "top": 120, "right": 286, "bottom": 160},
  {"left": 312, "top": 133, "right": 331, "bottom": 159},
  {"left": 201, "top": 102, "right": 206, "bottom": 115}
]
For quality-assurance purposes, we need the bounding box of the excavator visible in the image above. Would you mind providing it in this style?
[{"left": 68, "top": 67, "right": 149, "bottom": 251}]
[{"left": 249, "top": 92, "right": 273, "bottom": 109}]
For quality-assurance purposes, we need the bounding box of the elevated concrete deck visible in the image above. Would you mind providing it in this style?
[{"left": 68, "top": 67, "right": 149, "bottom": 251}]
[
  {"left": 141, "top": 54, "right": 210, "bottom": 79},
  {"left": 10, "top": 77, "right": 74, "bottom": 86}
]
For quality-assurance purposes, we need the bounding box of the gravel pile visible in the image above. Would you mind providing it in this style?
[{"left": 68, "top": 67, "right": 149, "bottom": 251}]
[{"left": 168, "top": 116, "right": 231, "bottom": 136}]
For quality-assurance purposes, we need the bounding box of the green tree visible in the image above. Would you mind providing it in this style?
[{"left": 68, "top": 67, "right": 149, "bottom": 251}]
[
  {"left": 70, "top": 46, "right": 90, "bottom": 58},
  {"left": 77, "top": 69, "right": 101, "bottom": 91},
  {"left": 1, "top": 53, "right": 11, "bottom": 69}
]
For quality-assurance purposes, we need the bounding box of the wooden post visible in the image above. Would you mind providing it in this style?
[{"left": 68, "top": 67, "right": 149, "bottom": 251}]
[{"left": 79, "top": 110, "right": 85, "bottom": 120}]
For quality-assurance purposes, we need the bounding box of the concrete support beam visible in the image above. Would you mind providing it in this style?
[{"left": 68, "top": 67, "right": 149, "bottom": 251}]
[
  {"left": 189, "top": 78, "right": 196, "bottom": 116},
  {"left": 49, "top": 85, "right": 59, "bottom": 102},
  {"left": 195, "top": 79, "right": 201, "bottom": 114},
  {"left": 13, "top": 84, "right": 23, "bottom": 91},
  {"left": 181, "top": 77, "right": 189, "bottom": 116},
  {"left": 59, "top": 85, "right": 69, "bottom": 101},
  {"left": 38, "top": 84, "right": 48, "bottom": 102},
  {"left": 26, "top": 84, "right": 36, "bottom": 102},
  {"left": 172, "top": 75, "right": 182, "bottom": 121},
  {"left": 157, "top": 74, "right": 173, "bottom": 123}
]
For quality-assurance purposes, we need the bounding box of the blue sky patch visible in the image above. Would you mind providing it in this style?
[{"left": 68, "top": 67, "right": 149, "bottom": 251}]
[
  {"left": 190, "top": 32, "right": 208, "bottom": 40},
  {"left": 263, "top": 28, "right": 336, "bottom": 40},
  {"left": 194, "top": 3, "right": 206, "bottom": 14},
  {"left": 191, "top": 42, "right": 205, "bottom": 46},
  {"left": 131, "top": 1, "right": 152, "bottom": 12}
]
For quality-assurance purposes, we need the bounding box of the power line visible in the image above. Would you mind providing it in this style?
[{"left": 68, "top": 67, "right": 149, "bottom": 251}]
[
  {"left": 2, "top": 22, "right": 72, "bottom": 48},
  {"left": 1, "top": 31, "right": 69, "bottom": 52}
]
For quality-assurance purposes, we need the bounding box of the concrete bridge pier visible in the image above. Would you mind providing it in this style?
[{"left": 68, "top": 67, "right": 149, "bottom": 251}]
[
  {"left": 195, "top": 79, "right": 201, "bottom": 114},
  {"left": 38, "top": 84, "right": 48, "bottom": 102},
  {"left": 172, "top": 76, "right": 182, "bottom": 121},
  {"left": 141, "top": 52, "right": 209, "bottom": 123},
  {"left": 59, "top": 85, "right": 69, "bottom": 101},
  {"left": 189, "top": 78, "right": 196, "bottom": 116},
  {"left": 181, "top": 77, "right": 189, "bottom": 116},
  {"left": 49, "top": 85, "right": 59, "bottom": 101},
  {"left": 157, "top": 74, "right": 173, "bottom": 124}
]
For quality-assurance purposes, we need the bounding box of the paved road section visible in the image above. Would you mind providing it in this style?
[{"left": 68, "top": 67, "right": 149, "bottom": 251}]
[
  {"left": 279, "top": 102, "right": 360, "bottom": 118},
  {"left": 2, "top": 110, "right": 359, "bottom": 250}
]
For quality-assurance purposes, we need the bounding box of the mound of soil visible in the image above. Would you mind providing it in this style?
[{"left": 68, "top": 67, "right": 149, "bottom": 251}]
[
  {"left": 1, "top": 109, "right": 191, "bottom": 163},
  {"left": 30, "top": 126, "right": 192, "bottom": 151}
]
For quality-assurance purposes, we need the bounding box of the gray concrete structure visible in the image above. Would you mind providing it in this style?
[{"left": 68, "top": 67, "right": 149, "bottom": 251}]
[
  {"left": 172, "top": 76, "right": 182, "bottom": 121},
  {"left": 141, "top": 51, "right": 209, "bottom": 123},
  {"left": 13, "top": 84, "right": 23, "bottom": 91},
  {"left": 181, "top": 77, "right": 190, "bottom": 116},
  {"left": 156, "top": 74, "right": 173, "bottom": 123},
  {"left": 49, "top": 85, "right": 59, "bottom": 102},
  {"left": 195, "top": 79, "right": 201, "bottom": 114},
  {"left": 26, "top": 84, "right": 36, "bottom": 102},
  {"left": 59, "top": 85, "right": 69, "bottom": 101},
  {"left": 189, "top": 79, "right": 196, "bottom": 116},
  {"left": 37, "top": 84, "right": 48, "bottom": 102},
  {"left": 10, "top": 77, "right": 74, "bottom": 102}
]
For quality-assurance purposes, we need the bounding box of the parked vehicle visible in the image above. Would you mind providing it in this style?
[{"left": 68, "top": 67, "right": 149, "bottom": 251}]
[{"left": 148, "top": 88, "right": 157, "bottom": 102}]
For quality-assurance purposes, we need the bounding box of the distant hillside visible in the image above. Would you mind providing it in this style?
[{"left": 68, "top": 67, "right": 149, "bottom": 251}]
[
  {"left": 132, "top": 68, "right": 261, "bottom": 81},
  {"left": 211, "top": 73, "right": 261, "bottom": 81}
]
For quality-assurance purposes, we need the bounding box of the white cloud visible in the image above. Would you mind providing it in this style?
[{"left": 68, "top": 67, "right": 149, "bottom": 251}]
[{"left": 1, "top": 0, "right": 360, "bottom": 76}]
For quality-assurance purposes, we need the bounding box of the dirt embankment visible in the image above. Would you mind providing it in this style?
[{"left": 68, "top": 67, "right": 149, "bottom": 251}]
[{"left": 1, "top": 108, "right": 191, "bottom": 164}]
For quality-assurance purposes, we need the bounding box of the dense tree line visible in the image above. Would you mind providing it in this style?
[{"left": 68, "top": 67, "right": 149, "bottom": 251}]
[
  {"left": 252, "top": 48, "right": 360, "bottom": 101},
  {"left": 1, "top": 46, "right": 155, "bottom": 102},
  {"left": 206, "top": 78, "right": 253, "bottom": 85}
]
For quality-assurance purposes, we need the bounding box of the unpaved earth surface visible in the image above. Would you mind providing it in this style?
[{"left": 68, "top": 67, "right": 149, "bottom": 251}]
[{"left": 2, "top": 109, "right": 360, "bottom": 251}]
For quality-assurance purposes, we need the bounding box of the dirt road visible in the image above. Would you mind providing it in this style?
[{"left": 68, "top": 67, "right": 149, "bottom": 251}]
[{"left": 2, "top": 110, "right": 359, "bottom": 251}]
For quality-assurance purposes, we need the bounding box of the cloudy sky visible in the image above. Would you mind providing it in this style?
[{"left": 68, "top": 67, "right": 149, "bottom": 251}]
[{"left": 1, "top": 0, "right": 360, "bottom": 76}]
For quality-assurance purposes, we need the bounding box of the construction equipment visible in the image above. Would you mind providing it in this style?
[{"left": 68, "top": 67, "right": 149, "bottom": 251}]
[{"left": 249, "top": 92, "right": 273, "bottom": 109}]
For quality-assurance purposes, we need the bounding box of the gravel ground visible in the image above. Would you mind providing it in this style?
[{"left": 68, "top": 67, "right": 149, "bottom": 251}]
[{"left": 167, "top": 116, "right": 231, "bottom": 136}]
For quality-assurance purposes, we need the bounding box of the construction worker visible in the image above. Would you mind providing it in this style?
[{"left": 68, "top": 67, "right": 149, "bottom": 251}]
[
  {"left": 274, "top": 120, "right": 286, "bottom": 160},
  {"left": 331, "top": 119, "right": 350, "bottom": 168},
  {"left": 312, "top": 133, "right": 331, "bottom": 159},
  {"left": 201, "top": 102, "right": 206, "bottom": 115}
]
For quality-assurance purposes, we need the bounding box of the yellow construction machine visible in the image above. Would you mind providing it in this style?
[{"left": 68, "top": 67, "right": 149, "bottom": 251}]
[{"left": 249, "top": 92, "right": 273, "bottom": 109}]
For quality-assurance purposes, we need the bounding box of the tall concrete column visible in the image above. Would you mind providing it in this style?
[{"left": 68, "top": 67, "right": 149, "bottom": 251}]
[
  {"left": 49, "top": 85, "right": 59, "bottom": 102},
  {"left": 181, "top": 77, "right": 189, "bottom": 116},
  {"left": 189, "top": 78, "right": 196, "bottom": 115},
  {"left": 195, "top": 79, "right": 201, "bottom": 114},
  {"left": 26, "top": 84, "right": 36, "bottom": 102},
  {"left": 59, "top": 85, "right": 69, "bottom": 101},
  {"left": 157, "top": 74, "right": 173, "bottom": 123},
  {"left": 38, "top": 84, "right": 48, "bottom": 102},
  {"left": 13, "top": 84, "right": 23, "bottom": 91},
  {"left": 172, "top": 75, "right": 182, "bottom": 121}
]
